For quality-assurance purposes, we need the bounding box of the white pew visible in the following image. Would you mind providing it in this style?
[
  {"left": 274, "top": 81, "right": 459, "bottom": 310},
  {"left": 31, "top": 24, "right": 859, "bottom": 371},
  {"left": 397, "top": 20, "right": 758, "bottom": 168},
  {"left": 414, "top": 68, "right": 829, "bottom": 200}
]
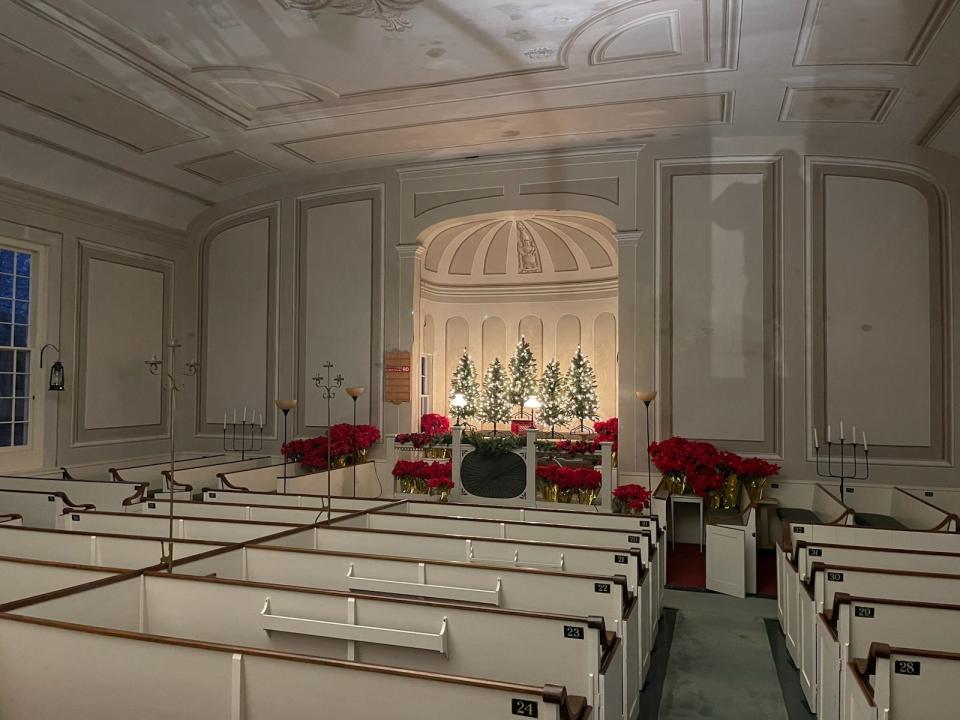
[
  {"left": 0, "top": 556, "right": 126, "bottom": 606},
  {"left": 202, "top": 489, "right": 398, "bottom": 513},
  {"left": 798, "top": 562, "right": 960, "bottom": 710},
  {"left": 175, "top": 544, "right": 641, "bottom": 717},
  {"left": 0, "top": 525, "right": 226, "bottom": 568},
  {"left": 260, "top": 523, "right": 653, "bottom": 690},
  {"left": 392, "top": 500, "right": 666, "bottom": 609},
  {"left": 818, "top": 595, "right": 960, "bottom": 720},
  {"left": 905, "top": 486, "right": 960, "bottom": 520},
  {"left": 137, "top": 499, "right": 355, "bottom": 525},
  {"left": 159, "top": 456, "right": 274, "bottom": 494},
  {"left": 0, "top": 488, "right": 93, "bottom": 528},
  {"left": 0, "top": 474, "right": 147, "bottom": 512},
  {"left": 336, "top": 511, "right": 661, "bottom": 644},
  {"left": 841, "top": 484, "right": 958, "bottom": 531},
  {"left": 777, "top": 520, "right": 960, "bottom": 662},
  {"left": 106, "top": 454, "right": 234, "bottom": 490},
  {"left": 215, "top": 461, "right": 310, "bottom": 492},
  {"left": 54, "top": 453, "right": 224, "bottom": 482},
  {"left": 279, "top": 462, "right": 384, "bottom": 498},
  {"left": 845, "top": 644, "right": 960, "bottom": 720},
  {"left": 0, "top": 611, "right": 591, "bottom": 720},
  {"left": 29, "top": 573, "right": 620, "bottom": 720},
  {"left": 60, "top": 510, "right": 304, "bottom": 545}
]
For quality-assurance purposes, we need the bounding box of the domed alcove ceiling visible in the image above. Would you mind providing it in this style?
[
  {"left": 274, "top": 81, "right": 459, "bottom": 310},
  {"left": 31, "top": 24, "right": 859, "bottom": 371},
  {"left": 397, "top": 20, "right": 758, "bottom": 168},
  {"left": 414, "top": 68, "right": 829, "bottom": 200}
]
[{"left": 421, "top": 211, "right": 618, "bottom": 289}]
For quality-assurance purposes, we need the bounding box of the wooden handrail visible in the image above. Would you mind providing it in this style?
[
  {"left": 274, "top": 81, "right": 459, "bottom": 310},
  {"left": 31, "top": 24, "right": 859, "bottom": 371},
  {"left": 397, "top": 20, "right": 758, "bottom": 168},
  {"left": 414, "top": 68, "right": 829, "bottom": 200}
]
[
  {"left": 825, "top": 591, "right": 960, "bottom": 627},
  {"left": 372, "top": 510, "right": 655, "bottom": 537},
  {"left": 860, "top": 641, "right": 960, "bottom": 677},
  {"left": 160, "top": 470, "right": 193, "bottom": 493},
  {"left": 0, "top": 514, "right": 21, "bottom": 524},
  {"left": 59, "top": 467, "right": 74, "bottom": 480},
  {"left": 121, "top": 483, "right": 150, "bottom": 507},
  {"left": 216, "top": 472, "right": 250, "bottom": 492}
]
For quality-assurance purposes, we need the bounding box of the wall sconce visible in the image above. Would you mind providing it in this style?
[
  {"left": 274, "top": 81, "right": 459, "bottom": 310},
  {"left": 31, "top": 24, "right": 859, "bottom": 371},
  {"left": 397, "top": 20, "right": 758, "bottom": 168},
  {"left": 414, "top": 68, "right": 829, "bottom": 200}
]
[{"left": 39, "top": 343, "right": 64, "bottom": 392}]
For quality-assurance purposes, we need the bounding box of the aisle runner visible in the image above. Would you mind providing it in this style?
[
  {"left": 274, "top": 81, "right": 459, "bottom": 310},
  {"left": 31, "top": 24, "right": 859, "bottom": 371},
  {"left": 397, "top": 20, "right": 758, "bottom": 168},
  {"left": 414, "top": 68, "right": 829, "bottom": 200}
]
[{"left": 659, "top": 591, "right": 789, "bottom": 720}]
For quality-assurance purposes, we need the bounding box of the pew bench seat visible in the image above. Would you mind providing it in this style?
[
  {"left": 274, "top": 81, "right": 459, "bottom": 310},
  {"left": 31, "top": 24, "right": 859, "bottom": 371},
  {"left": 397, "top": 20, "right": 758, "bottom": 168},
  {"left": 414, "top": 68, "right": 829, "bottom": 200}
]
[
  {"left": 776, "top": 507, "right": 824, "bottom": 525},
  {"left": 852, "top": 513, "right": 907, "bottom": 530}
]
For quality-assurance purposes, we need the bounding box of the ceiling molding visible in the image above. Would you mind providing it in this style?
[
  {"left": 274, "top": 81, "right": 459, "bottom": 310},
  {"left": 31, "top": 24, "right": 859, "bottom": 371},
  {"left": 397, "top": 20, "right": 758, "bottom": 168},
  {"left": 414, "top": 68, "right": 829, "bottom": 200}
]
[
  {"left": 918, "top": 86, "right": 960, "bottom": 150},
  {"left": 177, "top": 151, "right": 279, "bottom": 186},
  {"left": 779, "top": 87, "right": 901, "bottom": 124},
  {"left": 589, "top": 10, "right": 684, "bottom": 66}
]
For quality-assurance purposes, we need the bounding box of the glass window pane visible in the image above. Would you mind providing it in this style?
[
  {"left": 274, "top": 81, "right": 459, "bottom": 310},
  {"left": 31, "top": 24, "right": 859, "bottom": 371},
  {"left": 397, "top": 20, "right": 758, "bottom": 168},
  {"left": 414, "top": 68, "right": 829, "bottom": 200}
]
[
  {"left": 0, "top": 274, "right": 12, "bottom": 298},
  {"left": 0, "top": 324, "right": 10, "bottom": 346},
  {"left": 0, "top": 298, "right": 10, "bottom": 324},
  {"left": 14, "top": 301, "right": 28, "bottom": 325},
  {"left": 14, "top": 276, "right": 29, "bottom": 301},
  {"left": 15, "top": 373, "right": 28, "bottom": 397},
  {"left": 0, "top": 251, "right": 12, "bottom": 274},
  {"left": 13, "top": 422, "right": 27, "bottom": 446},
  {"left": 0, "top": 373, "right": 11, "bottom": 396},
  {"left": 13, "top": 325, "right": 27, "bottom": 347},
  {"left": 15, "top": 253, "right": 30, "bottom": 277},
  {"left": 0, "top": 423, "right": 10, "bottom": 447},
  {"left": 0, "top": 350, "right": 12, "bottom": 373},
  {"left": 14, "top": 350, "right": 29, "bottom": 373},
  {"left": 14, "top": 398, "right": 27, "bottom": 421},
  {"left": 0, "top": 399, "right": 11, "bottom": 422}
]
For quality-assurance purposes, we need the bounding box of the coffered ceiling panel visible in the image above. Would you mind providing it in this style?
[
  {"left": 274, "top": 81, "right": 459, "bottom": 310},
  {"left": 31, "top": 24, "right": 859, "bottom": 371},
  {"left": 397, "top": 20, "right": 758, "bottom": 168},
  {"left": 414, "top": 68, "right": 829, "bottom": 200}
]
[
  {"left": 178, "top": 151, "right": 277, "bottom": 184},
  {"left": 0, "top": 32, "right": 203, "bottom": 152},
  {"left": 780, "top": 87, "right": 900, "bottom": 124},
  {"left": 795, "top": 0, "right": 958, "bottom": 66},
  {"left": 0, "top": 0, "right": 957, "bottom": 226},
  {"left": 282, "top": 93, "right": 731, "bottom": 164}
]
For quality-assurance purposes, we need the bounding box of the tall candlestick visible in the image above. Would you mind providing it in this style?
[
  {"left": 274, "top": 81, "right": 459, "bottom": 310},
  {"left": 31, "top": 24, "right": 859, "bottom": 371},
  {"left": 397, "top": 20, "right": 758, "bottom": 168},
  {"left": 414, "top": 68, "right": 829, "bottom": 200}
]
[{"left": 814, "top": 427, "right": 819, "bottom": 449}]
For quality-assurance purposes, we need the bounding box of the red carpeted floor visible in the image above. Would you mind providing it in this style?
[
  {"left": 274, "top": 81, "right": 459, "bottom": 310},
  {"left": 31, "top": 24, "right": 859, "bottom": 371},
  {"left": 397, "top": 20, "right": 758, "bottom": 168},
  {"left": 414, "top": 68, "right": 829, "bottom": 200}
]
[
  {"left": 666, "top": 542, "right": 706, "bottom": 590},
  {"left": 666, "top": 543, "right": 780, "bottom": 598}
]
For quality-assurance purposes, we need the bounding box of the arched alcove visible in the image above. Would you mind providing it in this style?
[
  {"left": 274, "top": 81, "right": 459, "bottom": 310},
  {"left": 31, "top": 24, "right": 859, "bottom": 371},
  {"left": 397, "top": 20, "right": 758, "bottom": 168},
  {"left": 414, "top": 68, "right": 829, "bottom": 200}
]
[{"left": 418, "top": 210, "right": 619, "bottom": 423}]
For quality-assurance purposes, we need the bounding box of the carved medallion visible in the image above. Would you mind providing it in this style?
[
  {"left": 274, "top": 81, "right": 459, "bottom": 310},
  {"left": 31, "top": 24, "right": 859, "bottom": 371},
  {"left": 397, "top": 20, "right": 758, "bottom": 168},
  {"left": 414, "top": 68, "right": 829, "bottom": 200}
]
[
  {"left": 516, "top": 220, "right": 543, "bottom": 274},
  {"left": 275, "top": 0, "right": 423, "bottom": 31}
]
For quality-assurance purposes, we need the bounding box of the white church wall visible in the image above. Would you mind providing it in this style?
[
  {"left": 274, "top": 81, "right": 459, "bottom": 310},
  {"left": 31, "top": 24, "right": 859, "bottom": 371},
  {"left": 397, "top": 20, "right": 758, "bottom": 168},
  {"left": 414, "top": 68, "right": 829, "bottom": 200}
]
[
  {"left": 0, "top": 180, "right": 188, "bottom": 472},
  {"left": 183, "top": 138, "right": 960, "bottom": 489}
]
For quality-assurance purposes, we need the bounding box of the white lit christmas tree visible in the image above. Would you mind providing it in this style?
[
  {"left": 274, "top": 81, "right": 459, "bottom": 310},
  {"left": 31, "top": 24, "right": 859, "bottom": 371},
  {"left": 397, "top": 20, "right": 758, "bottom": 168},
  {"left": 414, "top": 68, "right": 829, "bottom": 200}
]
[
  {"left": 449, "top": 348, "right": 480, "bottom": 421},
  {"left": 507, "top": 336, "right": 538, "bottom": 415},
  {"left": 480, "top": 358, "right": 512, "bottom": 434},
  {"left": 567, "top": 346, "right": 600, "bottom": 432},
  {"left": 538, "top": 358, "right": 570, "bottom": 436}
]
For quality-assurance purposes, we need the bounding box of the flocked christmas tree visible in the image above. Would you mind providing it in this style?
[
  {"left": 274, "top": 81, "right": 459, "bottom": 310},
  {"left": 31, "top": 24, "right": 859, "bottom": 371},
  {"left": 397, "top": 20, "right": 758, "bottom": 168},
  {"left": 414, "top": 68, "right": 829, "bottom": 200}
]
[
  {"left": 507, "top": 336, "right": 538, "bottom": 416},
  {"left": 566, "top": 346, "right": 600, "bottom": 432},
  {"left": 538, "top": 358, "right": 570, "bottom": 437},
  {"left": 449, "top": 348, "right": 480, "bottom": 423},
  {"left": 480, "top": 358, "right": 512, "bottom": 434}
]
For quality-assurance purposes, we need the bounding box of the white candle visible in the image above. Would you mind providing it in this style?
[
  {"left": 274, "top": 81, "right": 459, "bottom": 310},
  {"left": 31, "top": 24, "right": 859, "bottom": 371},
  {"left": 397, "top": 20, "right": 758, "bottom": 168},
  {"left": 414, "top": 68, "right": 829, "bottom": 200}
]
[
  {"left": 840, "top": 420, "right": 844, "bottom": 441},
  {"left": 862, "top": 432, "right": 868, "bottom": 451},
  {"left": 243, "top": 407, "right": 247, "bottom": 422},
  {"left": 233, "top": 408, "right": 237, "bottom": 424},
  {"left": 814, "top": 428, "right": 819, "bottom": 449},
  {"left": 852, "top": 426, "right": 856, "bottom": 446},
  {"left": 827, "top": 425, "right": 832, "bottom": 443},
  {"left": 259, "top": 412, "right": 264, "bottom": 428},
  {"left": 223, "top": 413, "right": 226, "bottom": 430}
]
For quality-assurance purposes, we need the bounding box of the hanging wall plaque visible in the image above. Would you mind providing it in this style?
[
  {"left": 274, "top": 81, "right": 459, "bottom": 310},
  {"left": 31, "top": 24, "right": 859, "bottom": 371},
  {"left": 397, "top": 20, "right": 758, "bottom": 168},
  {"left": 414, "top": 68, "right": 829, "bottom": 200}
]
[{"left": 384, "top": 350, "right": 412, "bottom": 405}]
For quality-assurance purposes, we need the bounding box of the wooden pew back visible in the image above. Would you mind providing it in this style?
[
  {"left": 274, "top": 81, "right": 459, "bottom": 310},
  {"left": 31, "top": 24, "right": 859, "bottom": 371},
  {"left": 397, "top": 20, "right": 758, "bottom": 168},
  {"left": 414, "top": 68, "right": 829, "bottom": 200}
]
[
  {"left": 0, "top": 556, "right": 125, "bottom": 605},
  {"left": 0, "top": 488, "right": 92, "bottom": 528},
  {"left": 853, "top": 644, "right": 960, "bottom": 720},
  {"left": 0, "top": 474, "right": 147, "bottom": 512},
  {"left": 106, "top": 454, "right": 231, "bottom": 489},
  {"left": 136, "top": 499, "right": 354, "bottom": 525},
  {"left": 60, "top": 510, "right": 302, "bottom": 544},
  {"left": 202, "top": 490, "right": 397, "bottom": 512}
]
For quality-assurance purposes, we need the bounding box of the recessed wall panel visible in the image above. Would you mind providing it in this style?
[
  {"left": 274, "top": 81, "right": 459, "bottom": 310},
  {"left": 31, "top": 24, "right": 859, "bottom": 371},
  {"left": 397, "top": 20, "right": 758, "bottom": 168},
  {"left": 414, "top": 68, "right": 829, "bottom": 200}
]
[
  {"left": 301, "top": 198, "right": 374, "bottom": 428},
  {"left": 203, "top": 216, "right": 272, "bottom": 427}
]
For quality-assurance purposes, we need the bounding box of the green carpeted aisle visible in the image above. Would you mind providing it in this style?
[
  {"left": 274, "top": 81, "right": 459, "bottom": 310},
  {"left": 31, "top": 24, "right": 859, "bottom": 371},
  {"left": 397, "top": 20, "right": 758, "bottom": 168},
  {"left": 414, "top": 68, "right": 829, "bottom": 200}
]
[{"left": 657, "top": 590, "right": 790, "bottom": 720}]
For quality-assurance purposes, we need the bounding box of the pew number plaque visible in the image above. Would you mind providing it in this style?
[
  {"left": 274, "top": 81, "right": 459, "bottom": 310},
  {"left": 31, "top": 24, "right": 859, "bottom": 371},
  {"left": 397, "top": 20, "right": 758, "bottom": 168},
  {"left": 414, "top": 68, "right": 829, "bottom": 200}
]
[
  {"left": 895, "top": 661, "right": 920, "bottom": 676},
  {"left": 384, "top": 350, "right": 412, "bottom": 405},
  {"left": 512, "top": 699, "right": 538, "bottom": 717}
]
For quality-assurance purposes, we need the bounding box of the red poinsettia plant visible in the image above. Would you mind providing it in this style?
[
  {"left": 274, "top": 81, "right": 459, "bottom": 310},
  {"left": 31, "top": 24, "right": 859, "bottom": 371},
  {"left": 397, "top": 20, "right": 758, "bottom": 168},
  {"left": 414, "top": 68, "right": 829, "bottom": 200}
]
[
  {"left": 282, "top": 423, "right": 380, "bottom": 471},
  {"left": 648, "top": 436, "right": 722, "bottom": 498},
  {"left": 420, "top": 414, "right": 451, "bottom": 437},
  {"left": 555, "top": 439, "right": 601, "bottom": 455},
  {"left": 392, "top": 459, "right": 452, "bottom": 495},
  {"left": 612, "top": 483, "right": 652, "bottom": 514},
  {"left": 535, "top": 464, "right": 602, "bottom": 491},
  {"left": 736, "top": 456, "right": 780, "bottom": 481},
  {"left": 594, "top": 417, "right": 619, "bottom": 452},
  {"left": 396, "top": 414, "right": 453, "bottom": 448}
]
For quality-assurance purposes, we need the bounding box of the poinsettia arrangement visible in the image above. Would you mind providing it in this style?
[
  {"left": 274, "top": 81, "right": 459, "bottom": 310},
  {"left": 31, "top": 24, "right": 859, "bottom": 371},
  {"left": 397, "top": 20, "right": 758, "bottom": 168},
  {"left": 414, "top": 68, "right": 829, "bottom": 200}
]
[
  {"left": 391, "top": 459, "right": 452, "bottom": 482},
  {"left": 282, "top": 423, "right": 380, "bottom": 471},
  {"left": 613, "top": 483, "right": 652, "bottom": 513},
  {"left": 535, "top": 464, "right": 602, "bottom": 491},
  {"left": 395, "top": 414, "right": 453, "bottom": 448},
  {"left": 594, "top": 417, "right": 619, "bottom": 452},
  {"left": 647, "top": 437, "right": 780, "bottom": 498},
  {"left": 555, "top": 439, "right": 601, "bottom": 455}
]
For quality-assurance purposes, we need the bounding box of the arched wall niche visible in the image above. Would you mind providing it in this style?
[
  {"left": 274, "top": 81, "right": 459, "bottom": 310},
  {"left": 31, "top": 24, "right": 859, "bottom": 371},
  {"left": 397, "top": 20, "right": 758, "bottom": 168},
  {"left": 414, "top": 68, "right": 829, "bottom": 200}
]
[{"left": 418, "top": 209, "right": 619, "bottom": 423}]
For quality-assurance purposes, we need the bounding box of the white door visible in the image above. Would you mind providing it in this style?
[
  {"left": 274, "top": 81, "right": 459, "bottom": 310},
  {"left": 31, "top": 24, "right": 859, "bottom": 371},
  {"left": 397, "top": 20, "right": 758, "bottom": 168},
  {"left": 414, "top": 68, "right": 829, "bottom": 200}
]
[{"left": 706, "top": 524, "right": 746, "bottom": 598}]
